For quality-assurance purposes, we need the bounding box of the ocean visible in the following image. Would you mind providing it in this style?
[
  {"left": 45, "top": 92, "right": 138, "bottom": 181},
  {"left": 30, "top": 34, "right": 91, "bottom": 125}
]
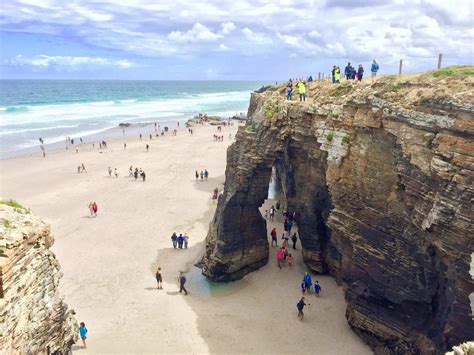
[{"left": 0, "top": 80, "right": 268, "bottom": 157}]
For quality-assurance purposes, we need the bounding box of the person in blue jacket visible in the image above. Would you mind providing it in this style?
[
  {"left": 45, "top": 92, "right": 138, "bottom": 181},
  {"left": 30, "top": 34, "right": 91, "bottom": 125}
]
[
  {"left": 79, "top": 322, "right": 88, "bottom": 348},
  {"left": 371, "top": 59, "right": 379, "bottom": 82},
  {"left": 303, "top": 272, "right": 312, "bottom": 292},
  {"left": 344, "top": 62, "right": 352, "bottom": 80},
  {"left": 297, "top": 297, "right": 310, "bottom": 321}
]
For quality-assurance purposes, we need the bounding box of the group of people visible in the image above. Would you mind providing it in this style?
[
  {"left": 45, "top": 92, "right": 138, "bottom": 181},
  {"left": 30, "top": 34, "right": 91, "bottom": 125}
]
[
  {"left": 213, "top": 134, "right": 225, "bottom": 141},
  {"left": 77, "top": 163, "right": 87, "bottom": 173},
  {"left": 341, "top": 60, "right": 379, "bottom": 82},
  {"left": 270, "top": 227, "right": 298, "bottom": 249},
  {"left": 276, "top": 246, "right": 293, "bottom": 268},
  {"left": 170, "top": 232, "right": 190, "bottom": 249},
  {"left": 129, "top": 166, "right": 146, "bottom": 181},
  {"left": 155, "top": 268, "right": 188, "bottom": 295},
  {"left": 195, "top": 169, "right": 209, "bottom": 181},
  {"left": 301, "top": 272, "right": 322, "bottom": 297},
  {"left": 88, "top": 202, "right": 98, "bottom": 217},
  {"left": 286, "top": 79, "right": 306, "bottom": 101},
  {"left": 108, "top": 166, "right": 119, "bottom": 178}
]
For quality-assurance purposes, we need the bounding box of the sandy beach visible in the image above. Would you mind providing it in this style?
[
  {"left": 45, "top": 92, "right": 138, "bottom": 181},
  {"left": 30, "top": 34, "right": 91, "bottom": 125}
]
[{"left": 1, "top": 123, "right": 371, "bottom": 354}]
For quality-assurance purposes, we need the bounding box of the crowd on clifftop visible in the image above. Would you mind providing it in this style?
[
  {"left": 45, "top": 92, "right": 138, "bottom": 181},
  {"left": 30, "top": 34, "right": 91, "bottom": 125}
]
[{"left": 285, "top": 59, "right": 380, "bottom": 101}]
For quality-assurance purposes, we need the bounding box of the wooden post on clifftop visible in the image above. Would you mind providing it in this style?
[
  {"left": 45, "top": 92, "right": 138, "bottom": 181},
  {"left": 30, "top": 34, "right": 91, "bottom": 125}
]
[
  {"left": 399, "top": 59, "right": 403, "bottom": 76},
  {"left": 438, "top": 53, "right": 443, "bottom": 69},
  {"left": 318, "top": 72, "right": 321, "bottom": 81}
]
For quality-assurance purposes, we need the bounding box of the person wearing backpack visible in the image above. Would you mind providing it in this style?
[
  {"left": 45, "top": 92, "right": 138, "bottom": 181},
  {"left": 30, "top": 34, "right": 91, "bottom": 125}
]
[{"left": 371, "top": 59, "right": 379, "bottom": 82}]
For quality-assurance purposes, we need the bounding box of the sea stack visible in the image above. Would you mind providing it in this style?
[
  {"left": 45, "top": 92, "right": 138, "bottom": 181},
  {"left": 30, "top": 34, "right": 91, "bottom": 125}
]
[
  {"left": 0, "top": 202, "right": 78, "bottom": 353},
  {"left": 201, "top": 67, "right": 474, "bottom": 353}
]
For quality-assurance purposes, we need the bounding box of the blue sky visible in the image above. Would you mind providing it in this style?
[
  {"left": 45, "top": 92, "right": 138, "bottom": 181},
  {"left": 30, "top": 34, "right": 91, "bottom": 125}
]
[{"left": 1, "top": 0, "right": 472, "bottom": 80}]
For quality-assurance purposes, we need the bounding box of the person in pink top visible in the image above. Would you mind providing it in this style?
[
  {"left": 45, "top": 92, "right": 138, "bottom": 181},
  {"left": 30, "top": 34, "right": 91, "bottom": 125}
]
[{"left": 276, "top": 247, "right": 284, "bottom": 269}]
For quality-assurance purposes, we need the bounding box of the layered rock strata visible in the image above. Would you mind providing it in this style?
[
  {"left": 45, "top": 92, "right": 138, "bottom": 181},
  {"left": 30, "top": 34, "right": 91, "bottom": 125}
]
[
  {"left": 201, "top": 69, "right": 474, "bottom": 354},
  {"left": 0, "top": 203, "right": 77, "bottom": 353}
]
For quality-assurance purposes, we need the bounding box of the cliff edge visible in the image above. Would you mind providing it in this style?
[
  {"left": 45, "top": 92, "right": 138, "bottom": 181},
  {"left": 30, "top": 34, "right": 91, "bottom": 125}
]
[
  {"left": 201, "top": 66, "right": 474, "bottom": 354},
  {"left": 0, "top": 201, "right": 78, "bottom": 353}
]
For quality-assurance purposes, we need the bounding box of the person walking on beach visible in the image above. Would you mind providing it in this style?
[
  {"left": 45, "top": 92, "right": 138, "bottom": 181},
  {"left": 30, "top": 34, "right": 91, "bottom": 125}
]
[
  {"left": 76, "top": 146, "right": 79, "bottom": 154},
  {"left": 287, "top": 253, "right": 293, "bottom": 267},
  {"left": 200, "top": 171, "right": 204, "bottom": 181},
  {"left": 371, "top": 59, "right": 379, "bottom": 82},
  {"left": 171, "top": 232, "right": 178, "bottom": 248},
  {"left": 277, "top": 247, "right": 285, "bottom": 269},
  {"left": 139, "top": 134, "right": 142, "bottom": 140},
  {"left": 124, "top": 143, "right": 127, "bottom": 150},
  {"left": 195, "top": 170, "right": 199, "bottom": 181},
  {"left": 114, "top": 168, "right": 119, "bottom": 178},
  {"left": 303, "top": 272, "right": 312, "bottom": 292},
  {"left": 108, "top": 167, "right": 112, "bottom": 177},
  {"left": 156, "top": 267, "right": 163, "bottom": 290},
  {"left": 269, "top": 206, "right": 275, "bottom": 221},
  {"left": 314, "top": 280, "right": 321, "bottom": 297},
  {"left": 134, "top": 168, "right": 138, "bottom": 180},
  {"left": 271, "top": 227, "right": 278, "bottom": 247},
  {"left": 146, "top": 144, "right": 149, "bottom": 152},
  {"left": 291, "top": 232, "right": 298, "bottom": 250},
  {"left": 88, "top": 202, "right": 94, "bottom": 217},
  {"left": 92, "top": 202, "right": 98, "bottom": 217},
  {"left": 78, "top": 322, "right": 88, "bottom": 348},
  {"left": 179, "top": 272, "right": 188, "bottom": 295},
  {"left": 297, "top": 297, "right": 309, "bottom": 321},
  {"left": 177, "top": 234, "right": 184, "bottom": 249},
  {"left": 204, "top": 169, "right": 209, "bottom": 180},
  {"left": 129, "top": 166, "right": 133, "bottom": 177},
  {"left": 184, "top": 233, "right": 189, "bottom": 248},
  {"left": 141, "top": 170, "right": 146, "bottom": 181}
]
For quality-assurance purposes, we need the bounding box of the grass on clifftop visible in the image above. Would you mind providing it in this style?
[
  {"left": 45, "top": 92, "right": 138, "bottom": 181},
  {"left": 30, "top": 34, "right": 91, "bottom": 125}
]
[
  {"left": 1, "top": 199, "right": 24, "bottom": 209},
  {"left": 0, "top": 199, "right": 30, "bottom": 214},
  {"left": 432, "top": 65, "right": 474, "bottom": 78}
]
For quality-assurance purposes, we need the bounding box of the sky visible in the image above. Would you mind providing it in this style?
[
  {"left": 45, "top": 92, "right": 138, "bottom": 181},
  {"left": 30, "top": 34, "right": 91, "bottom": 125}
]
[{"left": 0, "top": 0, "right": 472, "bottom": 80}]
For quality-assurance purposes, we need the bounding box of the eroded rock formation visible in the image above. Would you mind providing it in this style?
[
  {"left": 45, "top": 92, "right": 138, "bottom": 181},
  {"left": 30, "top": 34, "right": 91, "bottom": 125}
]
[
  {"left": 0, "top": 203, "right": 77, "bottom": 353},
  {"left": 201, "top": 68, "right": 474, "bottom": 354}
]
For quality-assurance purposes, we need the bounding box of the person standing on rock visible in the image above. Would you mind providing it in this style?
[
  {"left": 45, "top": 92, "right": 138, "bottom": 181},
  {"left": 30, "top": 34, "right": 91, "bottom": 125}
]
[
  {"left": 291, "top": 232, "right": 298, "bottom": 249},
  {"left": 179, "top": 272, "right": 188, "bottom": 295},
  {"left": 357, "top": 64, "right": 364, "bottom": 81},
  {"left": 156, "top": 267, "right": 163, "bottom": 290},
  {"left": 79, "top": 322, "right": 88, "bottom": 348},
  {"left": 297, "top": 297, "right": 309, "bottom": 321},
  {"left": 297, "top": 80, "right": 306, "bottom": 101},
  {"left": 371, "top": 59, "right": 379, "bottom": 82},
  {"left": 171, "top": 232, "right": 177, "bottom": 249}
]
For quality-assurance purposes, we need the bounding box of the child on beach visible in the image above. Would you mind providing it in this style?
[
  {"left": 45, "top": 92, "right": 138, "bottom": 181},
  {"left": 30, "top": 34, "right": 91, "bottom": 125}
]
[
  {"left": 276, "top": 247, "right": 284, "bottom": 269},
  {"left": 287, "top": 253, "right": 293, "bottom": 267},
  {"left": 301, "top": 281, "right": 307, "bottom": 294},
  {"left": 156, "top": 267, "right": 163, "bottom": 290},
  {"left": 303, "top": 272, "right": 312, "bottom": 292},
  {"left": 297, "top": 297, "right": 309, "bottom": 321},
  {"left": 78, "top": 322, "right": 88, "bottom": 348},
  {"left": 314, "top": 281, "right": 321, "bottom": 297},
  {"left": 108, "top": 167, "right": 112, "bottom": 177}
]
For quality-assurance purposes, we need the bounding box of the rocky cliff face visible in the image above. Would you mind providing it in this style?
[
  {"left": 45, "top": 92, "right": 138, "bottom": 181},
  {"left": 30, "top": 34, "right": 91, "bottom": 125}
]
[
  {"left": 0, "top": 202, "right": 77, "bottom": 353},
  {"left": 201, "top": 68, "right": 474, "bottom": 354}
]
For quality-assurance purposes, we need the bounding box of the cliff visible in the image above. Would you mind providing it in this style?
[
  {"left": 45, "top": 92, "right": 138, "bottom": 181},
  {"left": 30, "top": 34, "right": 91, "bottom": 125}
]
[
  {"left": 0, "top": 201, "right": 77, "bottom": 353},
  {"left": 201, "top": 67, "right": 474, "bottom": 354}
]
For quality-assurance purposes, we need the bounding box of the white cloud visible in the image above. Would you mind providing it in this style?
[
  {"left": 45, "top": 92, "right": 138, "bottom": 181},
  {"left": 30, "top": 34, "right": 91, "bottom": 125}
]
[
  {"left": 168, "top": 23, "right": 221, "bottom": 42},
  {"left": 221, "top": 22, "right": 236, "bottom": 35},
  {"left": 5, "top": 55, "right": 135, "bottom": 71},
  {"left": 218, "top": 43, "right": 230, "bottom": 51},
  {"left": 0, "top": 0, "right": 472, "bottom": 75}
]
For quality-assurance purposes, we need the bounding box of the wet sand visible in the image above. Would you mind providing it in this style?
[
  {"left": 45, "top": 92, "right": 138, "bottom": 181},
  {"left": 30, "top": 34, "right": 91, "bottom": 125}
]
[{"left": 1, "top": 123, "right": 371, "bottom": 354}]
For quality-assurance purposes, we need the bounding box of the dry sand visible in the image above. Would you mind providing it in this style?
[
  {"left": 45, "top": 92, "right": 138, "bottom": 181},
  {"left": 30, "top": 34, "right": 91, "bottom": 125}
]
[{"left": 1, "top": 123, "right": 371, "bottom": 354}]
